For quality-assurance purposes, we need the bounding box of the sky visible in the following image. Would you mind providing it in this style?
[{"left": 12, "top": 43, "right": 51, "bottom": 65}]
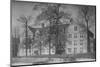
[
  {"left": 12, "top": 1, "right": 41, "bottom": 36},
  {"left": 11, "top": 1, "right": 96, "bottom": 38}
]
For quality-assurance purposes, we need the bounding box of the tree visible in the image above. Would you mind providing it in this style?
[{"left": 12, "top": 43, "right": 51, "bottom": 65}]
[
  {"left": 79, "top": 6, "right": 96, "bottom": 53},
  {"left": 12, "top": 28, "right": 20, "bottom": 57},
  {"left": 33, "top": 3, "right": 71, "bottom": 55},
  {"left": 17, "top": 15, "right": 32, "bottom": 56}
]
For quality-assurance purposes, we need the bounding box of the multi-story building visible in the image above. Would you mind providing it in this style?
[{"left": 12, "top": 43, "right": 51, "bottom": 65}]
[
  {"left": 65, "top": 23, "right": 87, "bottom": 55},
  {"left": 18, "top": 19, "right": 94, "bottom": 56}
]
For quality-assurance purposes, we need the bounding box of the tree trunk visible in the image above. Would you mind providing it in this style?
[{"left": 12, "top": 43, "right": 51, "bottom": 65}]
[
  {"left": 49, "top": 24, "right": 51, "bottom": 55},
  {"left": 85, "top": 18, "right": 90, "bottom": 53},
  {"left": 25, "top": 21, "right": 28, "bottom": 56},
  {"left": 55, "top": 4, "right": 62, "bottom": 55}
]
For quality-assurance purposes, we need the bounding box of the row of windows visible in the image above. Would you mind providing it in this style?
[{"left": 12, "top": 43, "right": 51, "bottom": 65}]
[
  {"left": 67, "top": 47, "right": 84, "bottom": 53},
  {"left": 68, "top": 40, "right": 86, "bottom": 46},
  {"left": 68, "top": 42, "right": 84, "bottom": 46},
  {"left": 68, "top": 33, "right": 85, "bottom": 38}
]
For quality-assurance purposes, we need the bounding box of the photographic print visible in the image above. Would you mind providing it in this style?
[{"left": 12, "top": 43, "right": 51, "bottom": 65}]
[{"left": 11, "top": 0, "right": 96, "bottom": 66}]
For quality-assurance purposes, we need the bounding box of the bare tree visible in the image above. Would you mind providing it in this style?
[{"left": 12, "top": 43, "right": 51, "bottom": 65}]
[
  {"left": 17, "top": 15, "right": 32, "bottom": 56},
  {"left": 80, "top": 6, "right": 96, "bottom": 53},
  {"left": 33, "top": 3, "right": 71, "bottom": 55},
  {"left": 12, "top": 28, "right": 20, "bottom": 57}
]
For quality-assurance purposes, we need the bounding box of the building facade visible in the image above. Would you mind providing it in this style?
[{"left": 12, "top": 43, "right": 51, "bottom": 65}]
[{"left": 65, "top": 23, "right": 87, "bottom": 55}]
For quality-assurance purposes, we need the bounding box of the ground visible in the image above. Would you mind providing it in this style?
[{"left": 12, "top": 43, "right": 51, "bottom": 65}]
[{"left": 11, "top": 53, "right": 95, "bottom": 66}]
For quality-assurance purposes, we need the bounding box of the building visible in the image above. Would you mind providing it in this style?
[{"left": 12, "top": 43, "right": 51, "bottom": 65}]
[
  {"left": 65, "top": 23, "right": 88, "bottom": 55},
  {"left": 18, "top": 25, "right": 55, "bottom": 56},
  {"left": 18, "top": 19, "right": 94, "bottom": 56},
  {"left": 41, "top": 44, "right": 55, "bottom": 55}
]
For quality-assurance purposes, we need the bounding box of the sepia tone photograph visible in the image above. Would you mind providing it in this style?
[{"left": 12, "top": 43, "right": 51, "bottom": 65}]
[{"left": 11, "top": 0, "right": 96, "bottom": 66}]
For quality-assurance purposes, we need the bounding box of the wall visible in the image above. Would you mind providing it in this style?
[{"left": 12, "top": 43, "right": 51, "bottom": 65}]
[{"left": 65, "top": 23, "right": 87, "bottom": 54}]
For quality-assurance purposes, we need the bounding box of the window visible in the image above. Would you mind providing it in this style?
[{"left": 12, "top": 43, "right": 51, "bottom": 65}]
[
  {"left": 68, "top": 34, "right": 72, "bottom": 38},
  {"left": 74, "top": 48, "right": 77, "bottom": 53},
  {"left": 74, "top": 40, "right": 77, "bottom": 45},
  {"left": 80, "top": 47, "right": 83, "bottom": 53},
  {"left": 74, "top": 43, "right": 77, "bottom": 46},
  {"left": 80, "top": 43, "right": 83, "bottom": 45},
  {"left": 74, "top": 26, "right": 77, "bottom": 31},
  {"left": 68, "top": 48, "right": 72, "bottom": 53},
  {"left": 80, "top": 34, "right": 84, "bottom": 38},
  {"left": 80, "top": 40, "right": 83, "bottom": 42},
  {"left": 63, "top": 28, "right": 65, "bottom": 33},
  {"left": 69, "top": 41, "right": 72, "bottom": 45},
  {"left": 80, "top": 40, "right": 84, "bottom": 45},
  {"left": 74, "top": 33, "right": 77, "bottom": 38}
]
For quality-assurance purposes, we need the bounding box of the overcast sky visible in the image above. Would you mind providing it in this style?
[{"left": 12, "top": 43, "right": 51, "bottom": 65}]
[{"left": 11, "top": 1, "right": 96, "bottom": 37}]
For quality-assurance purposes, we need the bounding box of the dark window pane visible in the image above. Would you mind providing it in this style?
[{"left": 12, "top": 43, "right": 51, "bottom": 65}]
[
  {"left": 74, "top": 26, "right": 77, "bottom": 31},
  {"left": 74, "top": 48, "right": 77, "bottom": 53},
  {"left": 69, "top": 34, "right": 72, "bottom": 38},
  {"left": 69, "top": 41, "right": 72, "bottom": 45},
  {"left": 68, "top": 48, "right": 71, "bottom": 52},
  {"left": 80, "top": 34, "right": 84, "bottom": 38},
  {"left": 74, "top": 33, "right": 77, "bottom": 38}
]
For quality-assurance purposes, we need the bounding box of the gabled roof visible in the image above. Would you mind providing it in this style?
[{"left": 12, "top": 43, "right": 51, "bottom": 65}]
[{"left": 28, "top": 26, "right": 36, "bottom": 33}]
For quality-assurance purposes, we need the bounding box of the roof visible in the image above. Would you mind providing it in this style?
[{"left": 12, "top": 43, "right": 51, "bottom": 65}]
[
  {"left": 28, "top": 24, "right": 70, "bottom": 32},
  {"left": 28, "top": 24, "right": 94, "bottom": 38},
  {"left": 88, "top": 30, "right": 94, "bottom": 38},
  {"left": 28, "top": 26, "right": 36, "bottom": 33}
]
